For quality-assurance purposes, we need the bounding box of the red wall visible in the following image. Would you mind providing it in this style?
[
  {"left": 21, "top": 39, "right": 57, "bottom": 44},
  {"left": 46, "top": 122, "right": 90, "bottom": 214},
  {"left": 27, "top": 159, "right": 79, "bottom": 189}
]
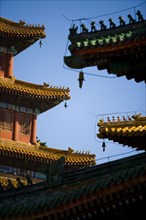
[
  {"left": 0, "top": 108, "right": 34, "bottom": 144},
  {"left": 0, "top": 128, "right": 13, "bottom": 140}
]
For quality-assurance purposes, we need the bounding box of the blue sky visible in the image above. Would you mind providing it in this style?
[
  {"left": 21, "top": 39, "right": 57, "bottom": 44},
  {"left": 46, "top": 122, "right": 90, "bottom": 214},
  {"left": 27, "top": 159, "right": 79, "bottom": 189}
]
[{"left": 1, "top": 0, "right": 145, "bottom": 163}]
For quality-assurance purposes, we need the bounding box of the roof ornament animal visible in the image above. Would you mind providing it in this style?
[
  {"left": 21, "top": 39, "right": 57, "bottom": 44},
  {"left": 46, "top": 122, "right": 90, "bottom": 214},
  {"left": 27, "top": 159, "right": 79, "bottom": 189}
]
[
  {"left": 128, "top": 116, "right": 132, "bottom": 121},
  {"left": 99, "top": 20, "right": 107, "bottom": 30},
  {"left": 127, "top": 14, "right": 135, "bottom": 24},
  {"left": 118, "top": 16, "right": 126, "bottom": 26},
  {"left": 122, "top": 116, "right": 127, "bottom": 121},
  {"left": 117, "top": 116, "right": 121, "bottom": 121},
  {"left": 81, "top": 23, "right": 88, "bottom": 33},
  {"left": 19, "top": 20, "right": 26, "bottom": 25},
  {"left": 91, "top": 21, "right": 96, "bottom": 32},
  {"left": 43, "top": 82, "right": 49, "bottom": 87},
  {"left": 68, "top": 147, "right": 74, "bottom": 154},
  {"left": 131, "top": 113, "right": 141, "bottom": 120},
  {"left": 69, "top": 23, "right": 78, "bottom": 35},
  {"left": 109, "top": 18, "right": 116, "bottom": 29},
  {"left": 136, "top": 10, "right": 144, "bottom": 22}
]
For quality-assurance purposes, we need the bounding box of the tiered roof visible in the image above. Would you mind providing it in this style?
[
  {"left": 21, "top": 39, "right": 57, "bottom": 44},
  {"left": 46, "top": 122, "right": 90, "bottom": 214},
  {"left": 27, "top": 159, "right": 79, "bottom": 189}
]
[
  {"left": 0, "top": 152, "right": 146, "bottom": 219},
  {"left": 97, "top": 114, "right": 146, "bottom": 151},
  {"left": 0, "top": 139, "right": 96, "bottom": 172},
  {"left": 0, "top": 17, "right": 96, "bottom": 173},
  {"left": 64, "top": 14, "right": 146, "bottom": 83},
  {"left": 0, "top": 77, "right": 70, "bottom": 113},
  {"left": 0, "top": 17, "right": 46, "bottom": 55}
]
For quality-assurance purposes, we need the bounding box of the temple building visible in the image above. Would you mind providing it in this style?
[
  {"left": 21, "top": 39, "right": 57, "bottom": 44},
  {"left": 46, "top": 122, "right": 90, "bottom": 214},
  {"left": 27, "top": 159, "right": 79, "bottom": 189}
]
[
  {"left": 0, "top": 17, "right": 95, "bottom": 183},
  {"left": 0, "top": 10, "right": 146, "bottom": 220}
]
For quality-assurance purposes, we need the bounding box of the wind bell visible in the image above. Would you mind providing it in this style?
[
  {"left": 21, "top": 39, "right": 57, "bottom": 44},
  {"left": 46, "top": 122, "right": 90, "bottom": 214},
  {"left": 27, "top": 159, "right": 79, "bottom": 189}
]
[
  {"left": 102, "top": 140, "right": 106, "bottom": 152},
  {"left": 39, "top": 40, "right": 43, "bottom": 47},
  {"left": 78, "top": 71, "right": 85, "bottom": 88},
  {"left": 64, "top": 102, "right": 68, "bottom": 109}
]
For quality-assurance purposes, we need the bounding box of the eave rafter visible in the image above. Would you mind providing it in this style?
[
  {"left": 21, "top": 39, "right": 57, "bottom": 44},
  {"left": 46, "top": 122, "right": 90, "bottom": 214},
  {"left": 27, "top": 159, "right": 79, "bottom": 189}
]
[
  {"left": 0, "top": 77, "right": 70, "bottom": 113},
  {"left": 0, "top": 152, "right": 146, "bottom": 219},
  {"left": 64, "top": 19, "right": 146, "bottom": 83},
  {"left": 0, "top": 139, "right": 96, "bottom": 172}
]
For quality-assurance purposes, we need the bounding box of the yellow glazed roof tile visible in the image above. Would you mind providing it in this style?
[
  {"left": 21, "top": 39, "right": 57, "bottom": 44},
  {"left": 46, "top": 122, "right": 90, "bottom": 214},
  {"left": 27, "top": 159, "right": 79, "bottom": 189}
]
[
  {"left": 0, "top": 17, "right": 46, "bottom": 55},
  {"left": 0, "top": 139, "right": 96, "bottom": 168},
  {"left": 0, "top": 17, "right": 46, "bottom": 39},
  {"left": 97, "top": 114, "right": 146, "bottom": 150},
  {"left": 0, "top": 77, "right": 71, "bottom": 113}
]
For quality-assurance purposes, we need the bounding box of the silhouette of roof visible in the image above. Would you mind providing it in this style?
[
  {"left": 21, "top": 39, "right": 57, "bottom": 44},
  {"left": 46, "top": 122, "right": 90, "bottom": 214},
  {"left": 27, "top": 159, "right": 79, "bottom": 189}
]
[
  {"left": 64, "top": 18, "right": 146, "bottom": 83},
  {"left": 0, "top": 152, "right": 146, "bottom": 219}
]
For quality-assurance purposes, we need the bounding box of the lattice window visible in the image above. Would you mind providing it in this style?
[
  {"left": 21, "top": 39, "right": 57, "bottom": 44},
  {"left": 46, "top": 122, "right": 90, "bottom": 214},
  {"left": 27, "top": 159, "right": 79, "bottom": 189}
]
[
  {"left": 0, "top": 109, "right": 13, "bottom": 130},
  {"left": 19, "top": 114, "right": 31, "bottom": 135}
]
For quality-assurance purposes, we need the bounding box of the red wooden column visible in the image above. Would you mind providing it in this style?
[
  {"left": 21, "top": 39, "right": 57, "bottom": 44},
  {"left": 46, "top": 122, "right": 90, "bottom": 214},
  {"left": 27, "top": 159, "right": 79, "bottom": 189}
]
[
  {"left": 13, "top": 111, "right": 19, "bottom": 141},
  {"left": 5, "top": 53, "right": 14, "bottom": 78},
  {"left": 31, "top": 114, "right": 37, "bottom": 144},
  {"left": 0, "top": 52, "right": 6, "bottom": 77}
]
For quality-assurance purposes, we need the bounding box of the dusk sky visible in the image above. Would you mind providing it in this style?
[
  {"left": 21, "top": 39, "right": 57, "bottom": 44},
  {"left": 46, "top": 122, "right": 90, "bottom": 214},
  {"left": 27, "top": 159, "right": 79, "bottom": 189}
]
[{"left": 1, "top": 0, "right": 145, "bottom": 164}]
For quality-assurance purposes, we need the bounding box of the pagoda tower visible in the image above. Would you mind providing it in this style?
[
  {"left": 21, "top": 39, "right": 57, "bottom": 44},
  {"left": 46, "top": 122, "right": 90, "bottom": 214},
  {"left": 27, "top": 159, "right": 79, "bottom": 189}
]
[
  {"left": 0, "top": 17, "right": 71, "bottom": 145},
  {"left": 0, "top": 17, "right": 95, "bottom": 177}
]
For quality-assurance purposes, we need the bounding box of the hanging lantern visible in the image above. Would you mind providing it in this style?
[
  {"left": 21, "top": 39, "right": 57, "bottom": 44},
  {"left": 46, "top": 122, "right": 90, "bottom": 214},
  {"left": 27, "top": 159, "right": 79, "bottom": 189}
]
[
  {"left": 78, "top": 71, "right": 85, "bottom": 88},
  {"left": 102, "top": 140, "right": 106, "bottom": 152},
  {"left": 64, "top": 102, "right": 68, "bottom": 109},
  {"left": 39, "top": 40, "right": 43, "bottom": 47}
]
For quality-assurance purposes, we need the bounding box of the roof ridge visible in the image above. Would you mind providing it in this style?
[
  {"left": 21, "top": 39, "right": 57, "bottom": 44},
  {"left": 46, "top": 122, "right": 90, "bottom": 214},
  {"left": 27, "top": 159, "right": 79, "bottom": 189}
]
[
  {"left": 0, "top": 16, "right": 45, "bottom": 30},
  {"left": 0, "top": 138, "right": 95, "bottom": 158},
  {"left": 0, "top": 77, "right": 70, "bottom": 93}
]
